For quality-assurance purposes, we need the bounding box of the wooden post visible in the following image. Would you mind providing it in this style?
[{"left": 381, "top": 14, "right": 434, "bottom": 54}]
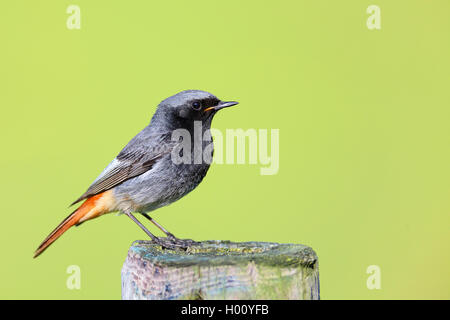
[{"left": 121, "top": 239, "right": 319, "bottom": 300}]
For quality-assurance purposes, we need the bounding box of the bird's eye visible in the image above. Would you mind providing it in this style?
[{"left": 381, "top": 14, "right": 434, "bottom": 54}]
[{"left": 192, "top": 101, "right": 201, "bottom": 110}]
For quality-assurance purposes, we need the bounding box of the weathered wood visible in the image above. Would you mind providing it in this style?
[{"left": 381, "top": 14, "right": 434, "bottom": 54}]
[{"left": 121, "top": 239, "right": 319, "bottom": 300}]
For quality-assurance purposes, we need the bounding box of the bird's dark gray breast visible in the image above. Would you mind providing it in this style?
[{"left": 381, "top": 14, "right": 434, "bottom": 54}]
[
  {"left": 175, "top": 162, "right": 211, "bottom": 188},
  {"left": 172, "top": 139, "right": 213, "bottom": 190}
]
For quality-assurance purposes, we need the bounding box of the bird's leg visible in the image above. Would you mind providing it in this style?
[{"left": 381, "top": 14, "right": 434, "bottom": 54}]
[
  {"left": 140, "top": 213, "right": 177, "bottom": 240},
  {"left": 124, "top": 212, "right": 177, "bottom": 250},
  {"left": 140, "top": 213, "right": 199, "bottom": 248}
]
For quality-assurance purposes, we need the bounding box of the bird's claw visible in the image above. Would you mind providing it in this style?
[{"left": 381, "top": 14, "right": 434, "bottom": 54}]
[{"left": 152, "top": 236, "right": 198, "bottom": 251}]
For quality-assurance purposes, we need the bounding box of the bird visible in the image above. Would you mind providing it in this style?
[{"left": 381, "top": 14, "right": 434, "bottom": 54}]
[{"left": 34, "top": 90, "right": 238, "bottom": 258}]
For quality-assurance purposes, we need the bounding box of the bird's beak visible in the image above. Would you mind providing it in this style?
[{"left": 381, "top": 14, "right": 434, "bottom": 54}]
[{"left": 204, "top": 101, "right": 239, "bottom": 112}]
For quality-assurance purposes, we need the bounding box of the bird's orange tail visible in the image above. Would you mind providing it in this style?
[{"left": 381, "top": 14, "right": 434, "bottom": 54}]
[{"left": 33, "top": 191, "right": 115, "bottom": 258}]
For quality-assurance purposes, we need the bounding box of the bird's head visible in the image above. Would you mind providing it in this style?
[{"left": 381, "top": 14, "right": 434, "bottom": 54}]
[{"left": 152, "top": 90, "right": 238, "bottom": 130}]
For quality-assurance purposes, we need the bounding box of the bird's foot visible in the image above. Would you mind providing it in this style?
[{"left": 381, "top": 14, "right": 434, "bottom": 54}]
[{"left": 153, "top": 236, "right": 199, "bottom": 251}]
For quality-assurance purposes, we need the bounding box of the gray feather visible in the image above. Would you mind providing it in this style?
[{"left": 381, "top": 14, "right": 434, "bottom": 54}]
[{"left": 71, "top": 130, "right": 174, "bottom": 205}]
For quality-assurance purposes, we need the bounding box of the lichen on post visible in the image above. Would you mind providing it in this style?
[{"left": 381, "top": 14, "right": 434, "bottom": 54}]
[{"left": 121, "top": 240, "right": 319, "bottom": 300}]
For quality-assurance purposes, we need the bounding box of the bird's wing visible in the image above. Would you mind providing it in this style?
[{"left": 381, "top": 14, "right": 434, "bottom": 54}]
[{"left": 71, "top": 131, "right": 173, "bottom": 206}]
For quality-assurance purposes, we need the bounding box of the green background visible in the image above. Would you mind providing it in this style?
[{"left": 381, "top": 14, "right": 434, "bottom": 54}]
[{"left": 1, "top": 1, "right": 449, "bottom": 299}]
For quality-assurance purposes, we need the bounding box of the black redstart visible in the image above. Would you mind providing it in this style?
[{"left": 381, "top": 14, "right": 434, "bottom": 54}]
[{"left": 34, "top": 90, "right": 238, "bottom": 258}]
